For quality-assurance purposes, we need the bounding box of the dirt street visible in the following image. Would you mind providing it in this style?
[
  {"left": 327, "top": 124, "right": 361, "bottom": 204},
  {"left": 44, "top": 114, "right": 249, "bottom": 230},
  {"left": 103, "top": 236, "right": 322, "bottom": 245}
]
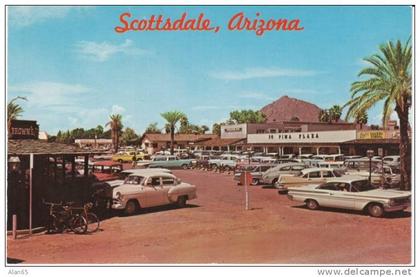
[{"left": 7, "top": 169, "right": 412, "bottom": 264}]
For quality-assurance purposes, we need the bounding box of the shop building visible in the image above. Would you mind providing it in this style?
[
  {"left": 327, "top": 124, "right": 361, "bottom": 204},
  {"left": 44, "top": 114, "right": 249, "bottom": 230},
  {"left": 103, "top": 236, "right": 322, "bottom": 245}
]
[{"left": 7, "top": 120, "right": 98, "bottom": 231}]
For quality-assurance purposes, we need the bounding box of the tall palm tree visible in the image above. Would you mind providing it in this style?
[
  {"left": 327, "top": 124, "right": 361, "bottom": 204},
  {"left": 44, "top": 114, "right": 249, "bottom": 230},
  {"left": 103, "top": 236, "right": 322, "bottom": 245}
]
[
  {"left": 106, "top": 114, "right": 123, "bottom": 153},
  {"left": 318, "top": 109, "right": 329, "bottom": 123},
  {"left": 329, "top": 105, "right": 342, "bottom": 122},
  {"left": 355, "top": 110, "right": 368, "bottom": 129},
  {"left": 345, "top": 39, "right": 411, "bottom": 190},
  {"left": 7, "top": 96, "right": 27, "bottom": 138},
  {"left": 161, "top": 111, "right": 186, "bottom": 154}
]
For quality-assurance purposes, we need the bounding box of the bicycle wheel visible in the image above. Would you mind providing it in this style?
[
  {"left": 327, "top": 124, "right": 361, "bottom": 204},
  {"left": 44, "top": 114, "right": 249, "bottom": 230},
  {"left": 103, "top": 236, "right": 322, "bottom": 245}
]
[
  {"left": 86, "top": 212, "right": 100, "bottom": 233},
  {"left": 46, "top": 214, "right": 64, "bottom": 233},
  {"left": 70, "top": 215, "right": 88, "bottom": 234}
]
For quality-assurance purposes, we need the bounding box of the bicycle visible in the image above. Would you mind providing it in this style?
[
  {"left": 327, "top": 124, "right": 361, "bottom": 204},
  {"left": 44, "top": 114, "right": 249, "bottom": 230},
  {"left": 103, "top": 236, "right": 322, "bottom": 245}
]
[
  {"left": 43, "top": 200, "right": 88, "bottom": 234},
  {"left": 71, "top": 202, "right": 100, "bottom": 233}
]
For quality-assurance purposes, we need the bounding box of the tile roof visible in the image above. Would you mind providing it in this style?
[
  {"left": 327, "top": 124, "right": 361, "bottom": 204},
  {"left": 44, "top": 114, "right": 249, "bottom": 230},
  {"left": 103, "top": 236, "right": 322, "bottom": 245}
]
[
  {"left": 8, "top": 139, "right": 97, "bottom": 155},
  {"left": 142, "top": 133, "right": 217, "bottom": 142},
  {"left": 194, "top": 138, "right": 246, "bottom": 147}
]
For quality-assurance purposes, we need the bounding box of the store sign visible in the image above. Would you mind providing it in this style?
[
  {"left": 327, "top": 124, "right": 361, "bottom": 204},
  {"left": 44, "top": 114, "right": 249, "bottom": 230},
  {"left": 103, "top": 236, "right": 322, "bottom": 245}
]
[
  {"left": 221, "top": 123, "right": 247, "bottom": 139},
  {"left": 247, "top": 130, "right": 357, "bottom": 144},
  {"left": 9, "top": 120, "right": 39, "bottom": 139},
  {"left": 358, "top": 131, "right": 385, "bottom": 140}
]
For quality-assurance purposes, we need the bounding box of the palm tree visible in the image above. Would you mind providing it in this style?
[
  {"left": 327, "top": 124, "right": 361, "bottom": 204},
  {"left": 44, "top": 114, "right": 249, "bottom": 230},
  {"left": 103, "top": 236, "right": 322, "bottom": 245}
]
[
  {"left": 7, "top": 96, "right": 27, "bottom": 138},
  {"left": 318, "top": 109, "right": 330, "bottom": 123},
  {"left": 329, "top": 105, "right": 342, "bottom": 122},
  {"left": 161, "top": 111, "right": 186, "bottom": 154},
  {"left": 106, "top": 114, "right": 123, "bottom": 153},
  {"left": 345, "top": 39, "right": 411, "bottom": 190},
  {"left": 355, "top": 110, "right": 368, "bottom": 129}
]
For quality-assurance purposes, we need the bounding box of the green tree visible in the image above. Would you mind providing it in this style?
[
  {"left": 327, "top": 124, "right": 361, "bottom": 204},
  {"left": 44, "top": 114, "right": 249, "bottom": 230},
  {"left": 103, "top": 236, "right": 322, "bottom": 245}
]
[
  {"left": 228, "top": 109, "right": 266, "bottom": 124},
  {"left": 329, "top": 105, "right": 342, "bottom": 122},
  {"left": 161, "top": 111, "right": 186, "bottom": 154},
  {"left": 121, "top": 127, "right": 138, "bottom": 145},
  {"left": 318, "top": 109, "right": 330, "bottom": 123},
  {"left": 7, "top": 96, "right": 27, "bottom": 137},
  {"left": 145, "top": 122, "right": 162, "bottom": 134},
  {"left": 345, "top": 39, "right": 412, "bottom": 190},
  {"left": 355, "top": 110, "right": 368, "bottom": 129},
  {"left": 212, "top": 123, "right": 221, "bottom": 136},
  {"left": 106, "top": 114, "right": 123, "bottom": 153},
  {"left": 201, "top": 125, "right": 210, "bottom": 133}
]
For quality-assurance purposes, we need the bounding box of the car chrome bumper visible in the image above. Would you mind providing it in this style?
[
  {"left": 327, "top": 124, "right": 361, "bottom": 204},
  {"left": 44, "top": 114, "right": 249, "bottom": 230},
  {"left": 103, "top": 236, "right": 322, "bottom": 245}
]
[
  {"left": 384, "top": 204, "right": 410, "bottom": 212},
  {"left": 111, "top": 199, "right": 125, "bottom": 210}
]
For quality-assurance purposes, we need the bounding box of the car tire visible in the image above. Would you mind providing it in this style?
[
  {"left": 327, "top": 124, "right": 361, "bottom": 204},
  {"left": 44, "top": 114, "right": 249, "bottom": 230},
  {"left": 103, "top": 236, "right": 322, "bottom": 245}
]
[
  {"left": 124, "top": 200, "right": 138, "bottom": 216},
  {"left": 251, "top": 178, "right": 259, "bottom": 186},
  {"left": 368, "top": 203, "right": 384, "bottom": 218},
  {"left": 306, "top": 199, "right": 319, "bottom": 210},
  {"left": 177, "top": 196, "right": 187, "bottom": 208},
  {"left": 271, "top": 178, "right": 278, "bottom": 187},
  {"left": 182, "top": 164, "right": 189, "bottom": 170}
]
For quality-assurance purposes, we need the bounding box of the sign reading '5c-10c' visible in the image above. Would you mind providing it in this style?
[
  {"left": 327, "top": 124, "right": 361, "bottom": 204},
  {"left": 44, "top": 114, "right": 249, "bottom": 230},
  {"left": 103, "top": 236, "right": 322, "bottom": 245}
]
[{"left": 114, "top": 12, "right": 304, "bottom": 36}]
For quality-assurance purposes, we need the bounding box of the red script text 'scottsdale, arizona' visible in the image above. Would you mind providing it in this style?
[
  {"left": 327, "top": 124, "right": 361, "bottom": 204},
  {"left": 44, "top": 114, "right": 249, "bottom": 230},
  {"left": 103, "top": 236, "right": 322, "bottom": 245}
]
[{"left": 115, "top": 12, "right": 304, "bottom": 36}]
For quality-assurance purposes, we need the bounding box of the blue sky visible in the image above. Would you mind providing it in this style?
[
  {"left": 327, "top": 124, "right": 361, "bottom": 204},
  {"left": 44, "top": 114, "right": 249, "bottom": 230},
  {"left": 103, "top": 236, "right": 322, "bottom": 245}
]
[{"left": 7, "top": 6, "right": 412, "bottom": 134}]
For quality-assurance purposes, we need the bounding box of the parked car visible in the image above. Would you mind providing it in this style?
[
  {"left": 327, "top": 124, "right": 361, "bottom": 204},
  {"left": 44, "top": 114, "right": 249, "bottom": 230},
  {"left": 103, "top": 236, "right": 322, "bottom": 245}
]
[
  {"left": 287, "top": 176, "right": 411, "bottom": 217},
  {"left": 112, "top": 151, "right": 145, "bottom": 163},
  {"left": 383, "top": 155, "right": 400, "bottom": 167},
  {"left": 234, "top": 164, "right": 276, "bottom": 185},
  {"left": 112, "top": 172, "right": 197, "bottom": 215},
  {"left": 208, "top": 154, "right": 240, "bottom": 170},
  {"left": 261, "top": 163, "right": 306, "bottom": 186},
  {"left": 90, "top": 161, "right": 123, "bottom": 182},
  {"left": 343, "top": 158, "right": 383, "bottom": 185},
  {"left": 90, "top": 168, "right": 173, "bottom": 210},
  {"left": 148, "top": 155, "right": 193, "bottom": 169},
  {"left": 277, "top": 167, "right": 341, "bottom": 193},
  {"left": 375, "top": 165, "right": 401, "bottom": 188}
]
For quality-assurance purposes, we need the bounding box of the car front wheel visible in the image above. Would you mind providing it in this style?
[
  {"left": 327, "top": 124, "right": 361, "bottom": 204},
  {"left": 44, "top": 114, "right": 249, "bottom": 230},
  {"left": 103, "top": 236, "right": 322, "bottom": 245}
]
[
  {"left": 368, "top": 203, "right": 384, "bottom": 217},
  {"left": 306, "top": 199, "right": 319, "bottom": 210},
  {"left": 177, "top": 196, "right": 187, "bottom": 208},
  {"left": 124, "top": 200, "right": 138, "bottom": 216}
]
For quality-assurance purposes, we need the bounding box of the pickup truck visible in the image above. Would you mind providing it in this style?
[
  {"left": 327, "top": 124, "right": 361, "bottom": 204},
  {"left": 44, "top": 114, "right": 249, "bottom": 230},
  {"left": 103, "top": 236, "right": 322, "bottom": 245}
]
[{"left": 148, "top": 155, "right": 193, "bottom": 169}]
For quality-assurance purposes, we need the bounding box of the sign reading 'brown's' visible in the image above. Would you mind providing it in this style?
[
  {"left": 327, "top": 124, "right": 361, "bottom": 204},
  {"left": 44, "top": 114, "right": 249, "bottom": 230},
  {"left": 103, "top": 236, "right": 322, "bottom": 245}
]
[{"left": 9, "top": 120, "right": 39, "bottom": 139}]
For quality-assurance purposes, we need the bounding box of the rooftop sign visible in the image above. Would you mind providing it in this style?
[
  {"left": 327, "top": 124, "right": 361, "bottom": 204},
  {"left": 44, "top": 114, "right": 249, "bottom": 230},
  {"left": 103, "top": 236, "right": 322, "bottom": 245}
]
[{"left": 247, "top": 130, "right": 357, "bottom": 144}]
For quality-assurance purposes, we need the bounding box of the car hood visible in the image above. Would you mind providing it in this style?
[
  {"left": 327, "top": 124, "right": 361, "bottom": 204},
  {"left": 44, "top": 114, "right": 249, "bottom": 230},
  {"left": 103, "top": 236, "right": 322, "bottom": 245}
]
[{"left": 357, "top": 189, "right": 411, "bottom": 199}]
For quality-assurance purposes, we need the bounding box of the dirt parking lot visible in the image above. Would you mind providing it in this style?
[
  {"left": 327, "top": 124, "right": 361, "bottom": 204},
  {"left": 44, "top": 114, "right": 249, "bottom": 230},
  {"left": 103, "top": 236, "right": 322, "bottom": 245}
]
[{"left": 7, "top": 169, "right": 412, "bottom": 264}]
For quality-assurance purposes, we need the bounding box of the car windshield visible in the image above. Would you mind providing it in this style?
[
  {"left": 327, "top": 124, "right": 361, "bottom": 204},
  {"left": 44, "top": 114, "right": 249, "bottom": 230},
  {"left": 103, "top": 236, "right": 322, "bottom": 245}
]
[
  {"left": 123, "top": 175, "right": 145, "bottom": 185},
  {"left": 351, "top": 180, "right": 376, "bottom": 192}
]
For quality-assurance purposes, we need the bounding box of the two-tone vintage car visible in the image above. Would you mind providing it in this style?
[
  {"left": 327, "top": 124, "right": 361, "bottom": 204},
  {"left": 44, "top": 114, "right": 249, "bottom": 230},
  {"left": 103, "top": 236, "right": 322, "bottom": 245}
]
[
  {"left": 112, "top": 171, "right": 197, "bottom": 215},
  {"left": 276, "top": 167, "right": 341, "bottom": 193},
  {"left": 148, "top": 155, "right": 193, "bottom": 169},
  {"left": 261, "top": 162, "right": 307, "bottom": 186},
  {"left": 287, "top": 176, "right": 411, "bottom": 217}
]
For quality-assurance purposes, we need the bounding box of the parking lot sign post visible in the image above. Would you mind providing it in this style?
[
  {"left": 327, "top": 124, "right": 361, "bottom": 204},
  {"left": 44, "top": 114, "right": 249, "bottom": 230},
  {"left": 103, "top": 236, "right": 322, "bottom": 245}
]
[{"left": 241, "top": 171, "right": 253, "bottom": 210}]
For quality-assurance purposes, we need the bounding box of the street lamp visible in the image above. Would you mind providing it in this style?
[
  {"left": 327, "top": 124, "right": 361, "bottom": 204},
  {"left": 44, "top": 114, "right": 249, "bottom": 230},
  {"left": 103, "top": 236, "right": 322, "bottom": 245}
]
[{"left": 366, "top": 150, "right": 374, "bottom": 186}]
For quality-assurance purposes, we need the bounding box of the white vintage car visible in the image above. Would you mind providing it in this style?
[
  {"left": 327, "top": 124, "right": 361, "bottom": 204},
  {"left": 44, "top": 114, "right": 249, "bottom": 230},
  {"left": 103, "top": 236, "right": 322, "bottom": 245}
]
[
  {"left": 287, "top": 176, "right": 411, "bottom": 217},
  {"left": 112, "top": 171, "right": 197, "bottom": 215}
]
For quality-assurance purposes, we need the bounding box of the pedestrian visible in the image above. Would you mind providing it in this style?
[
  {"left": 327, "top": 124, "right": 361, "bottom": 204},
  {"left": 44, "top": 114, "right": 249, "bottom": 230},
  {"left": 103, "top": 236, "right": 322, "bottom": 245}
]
[{"left": 132, "top": 152, "right": 137, "bottom": 168}]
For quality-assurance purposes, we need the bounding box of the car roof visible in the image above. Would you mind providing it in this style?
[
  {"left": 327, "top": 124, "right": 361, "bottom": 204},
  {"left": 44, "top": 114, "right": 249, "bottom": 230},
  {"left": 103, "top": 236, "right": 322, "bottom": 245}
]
[
  {"left": 325, "top": 176, "right": 367, "bottom": 183},
  {"left": 122, "top": 168, "right": 170, "bottom": 174},
  {"left": 301, "top": 167, "right": 334, "bottom": 174},
  {"left": 129, "top": 172, "right": 175, "bottom": 178}
]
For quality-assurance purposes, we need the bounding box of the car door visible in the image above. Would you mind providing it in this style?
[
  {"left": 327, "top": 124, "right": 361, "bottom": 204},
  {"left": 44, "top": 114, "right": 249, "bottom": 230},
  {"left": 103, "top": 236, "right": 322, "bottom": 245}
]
[
  {"left": 328, "top": 182, "right": 355, "bottom": 209},
  {"left": 315, "top": 183, "right": 342, "bottom": 207},
  {"left": 143, "top": 176, "right": 167, "bottom": 207}
]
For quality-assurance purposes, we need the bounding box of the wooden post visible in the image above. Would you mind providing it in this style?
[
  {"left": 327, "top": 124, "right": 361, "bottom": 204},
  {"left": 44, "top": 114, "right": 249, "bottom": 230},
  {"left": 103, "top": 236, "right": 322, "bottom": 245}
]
[
  {"left": 12, "top": 214, "right": 17, "bottom": 239},
  {"left": 84, "top": 155, "right": 89, "bottom": 177},
  {"left": 29, "top": 153, "right": 33, "bottom": 235}
]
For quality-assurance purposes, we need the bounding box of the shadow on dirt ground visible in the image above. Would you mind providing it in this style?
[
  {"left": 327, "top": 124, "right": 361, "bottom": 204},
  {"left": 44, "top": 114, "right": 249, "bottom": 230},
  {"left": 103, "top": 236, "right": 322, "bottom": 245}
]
[{"left": 291, "top": 204, "right": 411, "bottom": 219}]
